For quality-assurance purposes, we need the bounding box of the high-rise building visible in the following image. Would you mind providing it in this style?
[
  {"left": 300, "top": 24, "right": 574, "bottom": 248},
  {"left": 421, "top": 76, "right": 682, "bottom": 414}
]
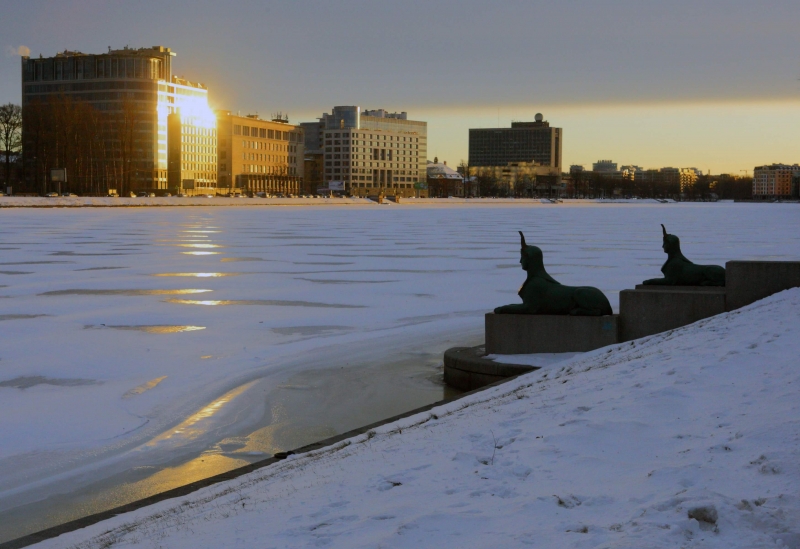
[
  {"left": 216, "top": 112, "right": 304, "bottom": 196},
  {"left": 21, "top": 46, "right": 216, "bottom": 195},
  {"left": 301, "top": 106, "right": 428, "bottom": 197},
  {"left": 469, "top": 113, "right": 562, "bottom": 171},
  {"left": 753, "top": 164, "right": 800, "bottom": 199}
]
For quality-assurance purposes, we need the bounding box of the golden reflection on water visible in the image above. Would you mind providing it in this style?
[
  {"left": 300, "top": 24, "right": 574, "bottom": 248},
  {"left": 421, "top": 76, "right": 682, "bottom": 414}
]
[
  {"left": 154, "top": 273, "right": 239, "bottom": 278},
  {"left": 146, "top": 381, "right": 259, "bottom": 443},
  {"left": 178, "top": 243, "right": 223, "bottom": 248},
  {"left": 123, "top": 376, "right": 168, "bottom": 398},
  {"left": 41, "top": 289, "right": 212, "bottom": 296},
  {"left": 182, "top": 251, "right": 221, "bottom": 255},
  {"left": 105, "top": 454, "right": 250, "bottom": 511},
  {"left": 166, "top": 299, "right": 228, "bottom": 306},
  {"left": 114, "top": 325, "right": 206, "bottom": 333}
]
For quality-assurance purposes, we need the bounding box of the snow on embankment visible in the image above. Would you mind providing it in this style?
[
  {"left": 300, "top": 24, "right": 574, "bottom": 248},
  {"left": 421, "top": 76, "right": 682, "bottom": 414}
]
[{"left": 39, "top": 289, "right": 800, "bottom": 548}]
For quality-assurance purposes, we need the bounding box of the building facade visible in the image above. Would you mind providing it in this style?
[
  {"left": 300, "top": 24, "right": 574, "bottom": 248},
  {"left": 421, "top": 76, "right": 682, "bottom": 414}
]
[
  {"left": 753, "top": 164, "right": 800, "bottom": 199},
  {"left": 302, "top": 106, "right": 428, "bottom": 197},
  {"left": 427, "top": 159, "right": 464, "bottom": 197},
  {"left": 216, "top": 112, "right": 304, "bottom": 196},
  {"left": 21, "top": 46, "right": 216, "bottom": 195},
  {"left": 469, "top": 113, "right": 562, "bottom": 172}
]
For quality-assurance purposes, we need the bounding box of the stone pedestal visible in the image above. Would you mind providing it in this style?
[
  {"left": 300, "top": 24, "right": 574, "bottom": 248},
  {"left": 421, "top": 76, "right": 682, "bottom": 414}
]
[
  {"left": 619, "top": 286, "right": 726, "bottom": 341},
  {"left": 485, "top": 313, "right": 619, "bottom": 355},
  {"left": 726, "top": 261, "right": 800, "bottom": 311},
  {"left": 443, "top": 345, "right": 537, "bottom": 392}
]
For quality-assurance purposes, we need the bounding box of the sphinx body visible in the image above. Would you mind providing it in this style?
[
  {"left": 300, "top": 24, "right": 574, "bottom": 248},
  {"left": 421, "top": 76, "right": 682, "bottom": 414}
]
[
  {"left": 494, "top": 232, "right": 613, "bottom": 316},
  {"left": 642, "top": 225, "right": 725, "bottom": 287}
]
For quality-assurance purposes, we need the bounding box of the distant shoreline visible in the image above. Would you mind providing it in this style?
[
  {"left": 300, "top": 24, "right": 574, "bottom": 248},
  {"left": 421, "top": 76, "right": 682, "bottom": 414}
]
[{"left": 0, "top": 197, "right": 735, "bottom": 208}]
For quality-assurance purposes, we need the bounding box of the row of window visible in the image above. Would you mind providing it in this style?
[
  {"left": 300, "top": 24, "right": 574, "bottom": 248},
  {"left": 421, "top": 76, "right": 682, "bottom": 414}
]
[
  {"left": 232, "top": 125, "right": 301, "bottom": 142},
  {"left": 241, "top": 141, "right": 295, "bottom": 152},
  {"left": 351, "top": 182, "right": 416, "bottom": 188},
  {"left": 325, "top": 133, "right": 421, "bottom": 142},
  {"left": 241, "top": 152, "right": 295, "bottom": 164},
  {"left": 24, "top": 56, "right": 165, "bottom": 83},
  {"left": 244, "top": 164, "right": 297, "bottom": 175}
]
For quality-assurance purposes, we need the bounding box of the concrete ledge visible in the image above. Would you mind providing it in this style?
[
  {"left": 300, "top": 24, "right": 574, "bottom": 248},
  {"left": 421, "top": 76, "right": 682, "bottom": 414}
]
[
  {"left": 619, "top": 287, "right": 726, "bottom": 341},
  {"left": 485, "top": 313, "right": 619, "bottom": 355},
  {"left": 443, "top": 345, "right": 537, "bottom": 392},
  {"left": 726, "top": 261, "right": 800, "bottom": 311}
]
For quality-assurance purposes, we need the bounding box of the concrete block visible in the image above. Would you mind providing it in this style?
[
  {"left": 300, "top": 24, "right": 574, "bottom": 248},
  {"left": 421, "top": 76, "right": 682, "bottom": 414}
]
[
  {"left": 726, "top": 261, "right": 800, "bottom": 311},
  {"left": 485, "top": 313, "right": 619, "bottom": 355},
  {"left": 619, "top": 287, "right": 726, "bottom": 341},
  {"left": 443, "top": 345, "right": 537, "bottom": 392}
]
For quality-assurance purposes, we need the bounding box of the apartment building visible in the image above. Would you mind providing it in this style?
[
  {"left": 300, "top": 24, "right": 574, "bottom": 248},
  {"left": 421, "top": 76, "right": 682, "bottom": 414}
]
[{"left": 753, "top": 164, "right": 800, "bottom": 199}]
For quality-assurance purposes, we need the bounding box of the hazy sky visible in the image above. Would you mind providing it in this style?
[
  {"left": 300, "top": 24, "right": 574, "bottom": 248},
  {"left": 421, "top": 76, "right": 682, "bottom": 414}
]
[{"left": 2, "top": 0, "right": 798, "bottom": 173}]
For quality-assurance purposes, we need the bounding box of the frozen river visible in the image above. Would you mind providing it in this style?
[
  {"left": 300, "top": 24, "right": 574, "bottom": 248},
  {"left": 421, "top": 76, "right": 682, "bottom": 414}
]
[{"left": 0, "top": 202, "right": 798, "bottom": 542}]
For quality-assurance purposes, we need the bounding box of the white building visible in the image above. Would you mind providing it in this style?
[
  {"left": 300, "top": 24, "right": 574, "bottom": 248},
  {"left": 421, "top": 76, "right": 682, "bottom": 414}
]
[{"left": 302, "top": 106, "right": 427, "bottom": 197}]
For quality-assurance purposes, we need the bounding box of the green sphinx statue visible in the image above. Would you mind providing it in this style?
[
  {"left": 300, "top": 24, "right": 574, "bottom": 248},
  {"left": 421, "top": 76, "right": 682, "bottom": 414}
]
[
  {"left": 642, "top": 224, "right": 725, "bottom": 286},
  {"left": 494, "top": 232, "right": 613, "bottom": 316}
]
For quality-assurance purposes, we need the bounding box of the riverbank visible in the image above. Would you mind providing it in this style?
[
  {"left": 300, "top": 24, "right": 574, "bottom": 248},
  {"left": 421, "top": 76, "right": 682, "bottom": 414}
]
[
  {"left": 0, "top": 196, "right": 677, "bottom": 208},
  {"left": 28, "top": 288, "right": 800, "bottom": 548}
]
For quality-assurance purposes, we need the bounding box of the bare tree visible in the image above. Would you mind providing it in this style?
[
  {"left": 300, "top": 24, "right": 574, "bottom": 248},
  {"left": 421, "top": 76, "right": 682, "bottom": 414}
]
[{"left": 0, "top": 103, "right": 22, "bottom": 188}]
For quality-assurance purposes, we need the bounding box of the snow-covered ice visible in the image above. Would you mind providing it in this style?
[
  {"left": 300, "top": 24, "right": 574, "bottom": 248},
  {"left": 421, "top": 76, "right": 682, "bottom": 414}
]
[
  {"left": 0, "top": 202, "right": 798, "bottom": 543},
  {"left": 34, "top": 287, "right": 800, "bottom": 549}
]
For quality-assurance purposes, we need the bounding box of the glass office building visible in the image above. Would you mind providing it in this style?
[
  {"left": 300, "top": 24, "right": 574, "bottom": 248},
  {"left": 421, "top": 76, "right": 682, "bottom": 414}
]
[{"left": 21, "top": 46, "right": 216, "bottom": 195}]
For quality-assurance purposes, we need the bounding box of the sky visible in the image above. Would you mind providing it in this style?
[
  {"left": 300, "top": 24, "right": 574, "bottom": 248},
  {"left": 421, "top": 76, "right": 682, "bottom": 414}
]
[{"left": 1, "top": 0, "right": 798, "bottom": 173}]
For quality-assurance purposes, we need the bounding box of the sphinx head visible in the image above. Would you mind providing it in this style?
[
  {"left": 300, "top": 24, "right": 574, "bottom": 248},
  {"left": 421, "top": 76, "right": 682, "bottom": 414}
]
[
  {"left": 519, "top": 231, "right": 545, "bottom": 272},
  {"left": 661, "top": 224, "right": 681, "bottom": 255}
]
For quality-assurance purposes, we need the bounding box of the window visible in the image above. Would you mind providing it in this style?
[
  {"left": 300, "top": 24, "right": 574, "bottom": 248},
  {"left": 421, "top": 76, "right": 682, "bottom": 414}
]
[
  {"left": 260, "top": 128, "right": 266, "bottom": 138},
  {"left": 234, "top": 125, "right": 241, "bottom": 135},
  {"left": 243, "top": 127, "right": 250, "bottom": 137}
]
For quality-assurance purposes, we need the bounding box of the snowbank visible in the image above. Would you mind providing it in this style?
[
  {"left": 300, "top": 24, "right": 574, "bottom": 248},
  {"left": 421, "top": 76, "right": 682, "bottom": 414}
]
[{"left": 38, "top": 288, "right": 800, "bottom": 548}]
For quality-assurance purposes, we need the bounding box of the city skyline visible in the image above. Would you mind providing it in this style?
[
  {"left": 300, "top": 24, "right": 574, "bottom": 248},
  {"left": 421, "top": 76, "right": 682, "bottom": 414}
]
[{"left": 2, "top": 0, "right": 799, "bottom": 174}]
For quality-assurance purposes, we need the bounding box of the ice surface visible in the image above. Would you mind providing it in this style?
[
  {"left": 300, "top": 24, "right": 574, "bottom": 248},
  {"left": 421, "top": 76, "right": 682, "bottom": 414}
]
[{"left": 0, "top": 203, "right": 798, "bottom": 543}]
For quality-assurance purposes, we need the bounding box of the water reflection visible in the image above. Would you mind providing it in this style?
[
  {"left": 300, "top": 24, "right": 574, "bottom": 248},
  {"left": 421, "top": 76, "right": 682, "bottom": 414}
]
[
  {"left": 41, "top": 289, "right": 212, "bottom": 296},
  {"left": 182, "top": 251, "right": 221, "bottom": 255},
  {"left": 123, "top": 376, "right": 168, "bottom": 398},
  {"left": 154, "top": 273, "right": 241, "bottom": 278},
  {"left": 85, "top": 325, "right": 206, "bottom": 333},
  {"left": 145, "top": 381, "right": 259, "bottom": 444},
  {"left": 164, "top": 299, "right": 366, "bottom": 308},
  {"left": 177, "top": 244, "right": 223, "bottom": 249}
]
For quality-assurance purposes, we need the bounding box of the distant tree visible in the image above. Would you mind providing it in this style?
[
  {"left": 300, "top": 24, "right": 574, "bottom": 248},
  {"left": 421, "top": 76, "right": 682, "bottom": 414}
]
[{"left": 0, "top": 103, "right": 22, "bottom": 187}]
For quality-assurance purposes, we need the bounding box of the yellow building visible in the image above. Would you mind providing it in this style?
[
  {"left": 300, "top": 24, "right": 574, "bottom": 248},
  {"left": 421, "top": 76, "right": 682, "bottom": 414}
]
[
  {"left": 167, "top": 77, "right": 218, "bottom": 195},
  {"left": 216, "top": 112, "right": 304, "bottom": 195}
]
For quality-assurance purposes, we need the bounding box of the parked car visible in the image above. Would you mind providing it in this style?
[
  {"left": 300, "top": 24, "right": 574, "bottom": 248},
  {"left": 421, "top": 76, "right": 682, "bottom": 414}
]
[
  {"left": 45, "top": 192, "right": 59, "bottom": 197},
  {"left": 62, "top": 193, "right": 77, "bottom": 197}
]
